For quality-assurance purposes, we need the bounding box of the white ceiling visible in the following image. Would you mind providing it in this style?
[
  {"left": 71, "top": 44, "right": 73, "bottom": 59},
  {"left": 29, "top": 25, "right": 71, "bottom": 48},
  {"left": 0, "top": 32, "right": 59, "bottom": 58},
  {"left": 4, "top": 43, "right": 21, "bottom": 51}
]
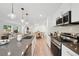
[{"left": 0, "top": 3, "right": 62, "bottom": 25}]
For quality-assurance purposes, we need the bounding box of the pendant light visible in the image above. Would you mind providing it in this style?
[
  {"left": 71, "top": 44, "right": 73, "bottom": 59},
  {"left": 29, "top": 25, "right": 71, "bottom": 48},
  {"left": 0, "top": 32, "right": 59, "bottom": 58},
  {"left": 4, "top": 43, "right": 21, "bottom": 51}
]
[{"left": 8, "top": 3, "right": 16, "bottom": 19}]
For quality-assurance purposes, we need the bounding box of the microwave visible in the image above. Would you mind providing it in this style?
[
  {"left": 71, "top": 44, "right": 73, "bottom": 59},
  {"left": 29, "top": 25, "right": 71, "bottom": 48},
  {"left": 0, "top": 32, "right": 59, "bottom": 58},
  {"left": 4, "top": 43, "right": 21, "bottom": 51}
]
[
  {"left": 56, "top": 11, "right": 71, "bottom": 26},
  {"left": 62, "top": 11, "right": 71, "bottom": 25},
  {"left": 56, "top": 17, "right": 63, "bottom": 26}
]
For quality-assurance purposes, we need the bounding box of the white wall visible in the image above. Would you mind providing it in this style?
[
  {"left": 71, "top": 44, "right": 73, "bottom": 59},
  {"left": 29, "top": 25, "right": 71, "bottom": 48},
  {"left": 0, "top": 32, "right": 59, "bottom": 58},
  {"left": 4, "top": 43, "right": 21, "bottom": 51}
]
[{"left": 72, "top": 4, "right": 79, "bottom": 22}]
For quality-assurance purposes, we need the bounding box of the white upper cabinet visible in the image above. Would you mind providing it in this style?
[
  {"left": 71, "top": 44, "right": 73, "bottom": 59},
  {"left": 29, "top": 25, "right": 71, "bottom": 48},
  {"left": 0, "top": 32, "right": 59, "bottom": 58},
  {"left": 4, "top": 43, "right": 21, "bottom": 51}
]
[{"left": 71, "top": 4, "right": 79, "bottom": 22}]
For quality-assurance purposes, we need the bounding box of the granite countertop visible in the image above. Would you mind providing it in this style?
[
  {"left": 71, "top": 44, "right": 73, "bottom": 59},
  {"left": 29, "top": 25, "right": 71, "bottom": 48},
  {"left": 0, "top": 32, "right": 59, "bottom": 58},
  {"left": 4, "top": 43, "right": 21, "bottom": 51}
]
[
  {"left": 62, "top": 41, "right": 79, "bottom": 55},
  {"left": 0, "top": 37, "right": 33, "bottom": 56}
]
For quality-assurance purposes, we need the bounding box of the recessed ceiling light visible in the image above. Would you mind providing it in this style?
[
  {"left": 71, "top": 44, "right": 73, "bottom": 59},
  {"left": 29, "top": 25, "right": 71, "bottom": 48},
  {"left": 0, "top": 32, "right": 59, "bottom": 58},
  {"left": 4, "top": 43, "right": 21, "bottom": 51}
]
[{"left": 40, "top": 14, "right": 43, "bottom": 17}]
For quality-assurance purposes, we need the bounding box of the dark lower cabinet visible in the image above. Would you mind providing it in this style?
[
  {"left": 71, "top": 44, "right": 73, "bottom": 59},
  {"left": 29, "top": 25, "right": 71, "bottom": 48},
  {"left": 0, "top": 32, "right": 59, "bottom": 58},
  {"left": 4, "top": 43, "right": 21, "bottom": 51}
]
[{"left": 51, "top": 42, "right": 61, "bottom": 56}]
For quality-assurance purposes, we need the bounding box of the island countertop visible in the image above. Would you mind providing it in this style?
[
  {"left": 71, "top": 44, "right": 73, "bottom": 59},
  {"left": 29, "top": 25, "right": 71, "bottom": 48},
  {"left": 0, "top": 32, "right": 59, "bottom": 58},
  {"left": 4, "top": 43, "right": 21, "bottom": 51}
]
[
  {"left": 62, "top": 41, "right": 79, "bottom": 55},
  {"left": 0, "top": 37, "right": 33, "bottom": 56}
]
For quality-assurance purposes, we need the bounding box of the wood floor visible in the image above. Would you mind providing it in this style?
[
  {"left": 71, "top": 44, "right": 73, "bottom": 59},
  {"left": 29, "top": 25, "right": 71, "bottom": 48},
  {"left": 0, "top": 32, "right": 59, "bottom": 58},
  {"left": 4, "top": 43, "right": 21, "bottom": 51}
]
[{"left": 33, "top": 38, "right": 53, "bottom": 56}]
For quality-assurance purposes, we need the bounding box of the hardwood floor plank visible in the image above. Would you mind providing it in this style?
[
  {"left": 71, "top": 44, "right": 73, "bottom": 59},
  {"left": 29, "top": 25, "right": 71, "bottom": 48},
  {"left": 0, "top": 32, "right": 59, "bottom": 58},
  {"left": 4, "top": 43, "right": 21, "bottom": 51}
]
[{"left": 33, "top": 38, "right": 53, "bottom": 56}]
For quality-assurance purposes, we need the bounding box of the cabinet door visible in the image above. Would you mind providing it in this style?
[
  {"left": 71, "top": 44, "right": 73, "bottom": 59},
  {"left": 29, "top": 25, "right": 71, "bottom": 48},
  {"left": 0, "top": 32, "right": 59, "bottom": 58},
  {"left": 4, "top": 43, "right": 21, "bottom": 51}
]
[
  {"left": 72, "top": 4, "right": 79, "bottom": 22},
  {"left": 51, "top": 42, "right": 61, "bottom": 56}
]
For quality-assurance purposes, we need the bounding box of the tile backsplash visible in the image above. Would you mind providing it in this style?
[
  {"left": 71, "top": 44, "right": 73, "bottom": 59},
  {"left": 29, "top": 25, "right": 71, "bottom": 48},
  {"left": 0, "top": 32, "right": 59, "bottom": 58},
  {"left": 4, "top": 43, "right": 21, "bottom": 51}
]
[{"left": 51, "top": 25, "right": 79, "bottom": 33}]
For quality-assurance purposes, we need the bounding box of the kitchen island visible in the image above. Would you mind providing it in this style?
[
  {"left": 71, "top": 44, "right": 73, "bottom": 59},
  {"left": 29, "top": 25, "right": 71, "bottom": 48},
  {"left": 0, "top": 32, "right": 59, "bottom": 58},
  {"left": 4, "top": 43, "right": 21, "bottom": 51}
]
[{"left": 0, "top": 36, "right": 33, "bottom": 56}]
